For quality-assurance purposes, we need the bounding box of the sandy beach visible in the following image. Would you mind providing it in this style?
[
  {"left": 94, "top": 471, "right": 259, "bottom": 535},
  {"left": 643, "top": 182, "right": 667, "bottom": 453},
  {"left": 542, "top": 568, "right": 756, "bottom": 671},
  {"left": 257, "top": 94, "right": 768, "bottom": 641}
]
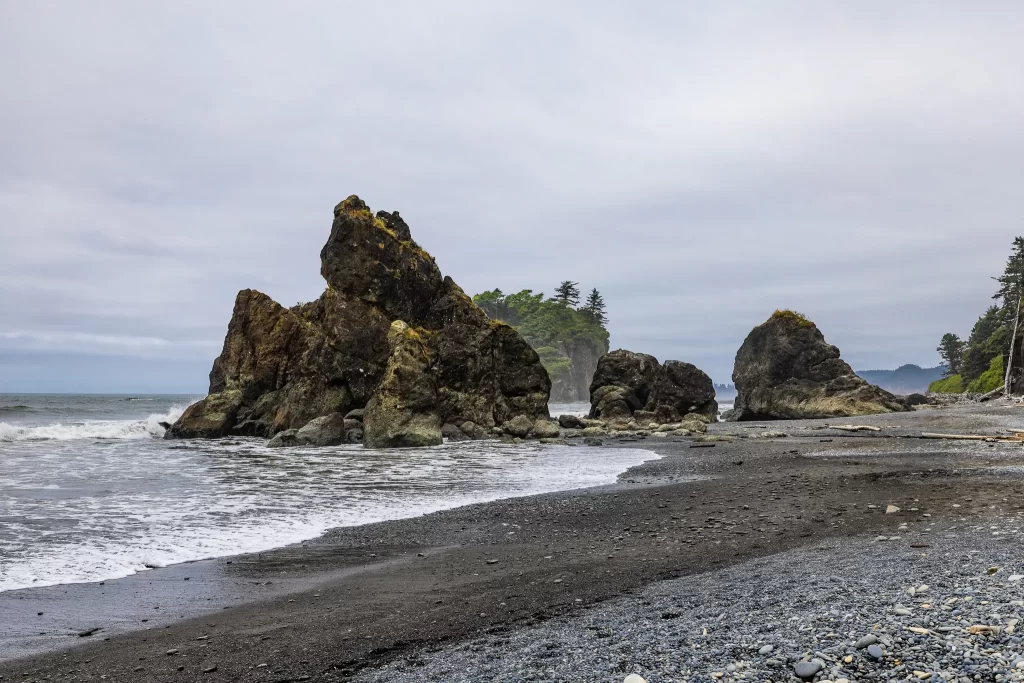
[{"left": 2, "top": 403, "right": 1023, "bottom": 682}]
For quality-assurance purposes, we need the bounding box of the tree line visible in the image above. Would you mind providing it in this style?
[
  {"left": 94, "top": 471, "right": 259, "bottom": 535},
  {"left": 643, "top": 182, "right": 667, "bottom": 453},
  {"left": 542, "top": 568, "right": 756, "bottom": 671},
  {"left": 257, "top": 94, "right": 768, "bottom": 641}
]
[{"left": 933, "top": 237, "right": 1024, "bottom": 393}]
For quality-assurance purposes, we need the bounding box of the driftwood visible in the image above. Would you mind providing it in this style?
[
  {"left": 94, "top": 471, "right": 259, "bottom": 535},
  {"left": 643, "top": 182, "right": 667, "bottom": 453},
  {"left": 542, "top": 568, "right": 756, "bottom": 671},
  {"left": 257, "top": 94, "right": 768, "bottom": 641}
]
[
  {"left": 920, "top": 432, "right": 1016, "bottom": 442},
  {"left": 978, "top": 385, "right": 1006, "bottom": 402},
  {"left": 828, "top": 425, "right": 882, "bottom": 432}
]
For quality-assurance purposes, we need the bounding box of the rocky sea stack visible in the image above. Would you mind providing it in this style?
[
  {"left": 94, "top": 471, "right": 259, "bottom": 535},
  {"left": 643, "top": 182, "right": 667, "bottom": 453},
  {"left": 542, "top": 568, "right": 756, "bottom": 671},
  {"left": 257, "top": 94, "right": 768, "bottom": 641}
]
[
  {"left": 726, "top": 310, "right": 910, "bottom": 421},
  {"left": 167, "top": 196, "right": 550, "bottom": 444},
  {"left": 588, "top": 350, "right": 718, "bottom": 423}
]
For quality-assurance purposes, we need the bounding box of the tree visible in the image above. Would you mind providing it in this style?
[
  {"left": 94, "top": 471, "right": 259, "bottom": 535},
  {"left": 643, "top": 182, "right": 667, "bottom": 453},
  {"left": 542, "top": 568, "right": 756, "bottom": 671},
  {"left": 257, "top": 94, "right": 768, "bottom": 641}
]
[
  {"left": 553, "top": 281, "right": 581, "bottom": 307},
  {"left": 936, "top": 333, "right": 965, "bottom": 376},
  {"left": 993, "top": 236, "right": 1024, "bottom": 325},
  {"left": 581, "top": 288, "right": 608, "bottom": 327}
]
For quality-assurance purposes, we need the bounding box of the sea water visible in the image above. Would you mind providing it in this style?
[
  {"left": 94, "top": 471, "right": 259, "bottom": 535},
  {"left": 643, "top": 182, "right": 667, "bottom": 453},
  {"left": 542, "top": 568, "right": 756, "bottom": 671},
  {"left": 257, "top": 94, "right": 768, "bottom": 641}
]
[{"left": 0, "top": 394, "right": 657, "bottom": 593}]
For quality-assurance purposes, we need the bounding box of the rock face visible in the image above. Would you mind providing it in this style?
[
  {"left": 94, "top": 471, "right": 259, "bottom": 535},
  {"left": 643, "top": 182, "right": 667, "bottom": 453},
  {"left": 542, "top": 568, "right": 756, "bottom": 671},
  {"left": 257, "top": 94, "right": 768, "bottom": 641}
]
[
  {"left": 727, "top": 311, "right": 910, "bottom": 421},
  {"left": 588, "top": 350, "right": 718, "bottom": 422},
  {"left": 363, "top": 321, "right": 442, "bottom": 449},
  {"left": 167, "top": 196, "right": 550, "bottom": 442}
]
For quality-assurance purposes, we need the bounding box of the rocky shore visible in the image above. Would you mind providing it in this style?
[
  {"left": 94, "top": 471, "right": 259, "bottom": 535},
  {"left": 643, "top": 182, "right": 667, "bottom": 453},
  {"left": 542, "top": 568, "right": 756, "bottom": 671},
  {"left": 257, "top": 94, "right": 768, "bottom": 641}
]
[{"left": 2, "top": 403, "right": 1023, "bottom": 682}]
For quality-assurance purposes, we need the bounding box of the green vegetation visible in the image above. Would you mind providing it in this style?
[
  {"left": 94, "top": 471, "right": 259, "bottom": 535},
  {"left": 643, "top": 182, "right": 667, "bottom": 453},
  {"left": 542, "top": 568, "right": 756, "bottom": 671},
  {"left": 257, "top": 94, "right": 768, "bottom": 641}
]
[
  {"left": 928, "top": 374, "right": 965, "bottom": 394},
  {"left": 473, "top": 286, "right": 610, "bottom": 400},
  {"left": 965, "top": 355, "right": 1004, "bottom": 394},
  {"left": 930, "top": 237, "right": 1024, "bottom": 393},
  {"left": 771, "top": 309, "right": 813, "bottom": 326}
]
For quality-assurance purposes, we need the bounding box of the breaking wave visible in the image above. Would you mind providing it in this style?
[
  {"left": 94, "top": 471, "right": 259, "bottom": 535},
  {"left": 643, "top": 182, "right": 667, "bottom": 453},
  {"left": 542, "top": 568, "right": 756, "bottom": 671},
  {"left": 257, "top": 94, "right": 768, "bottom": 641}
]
[{"left": 0, "top": 406, "right": 186, "bottom": 442}]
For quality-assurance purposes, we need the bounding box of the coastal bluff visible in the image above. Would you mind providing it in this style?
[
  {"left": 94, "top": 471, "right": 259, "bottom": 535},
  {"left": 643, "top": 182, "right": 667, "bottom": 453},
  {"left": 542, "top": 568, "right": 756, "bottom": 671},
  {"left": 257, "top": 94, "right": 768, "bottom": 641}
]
[
  {"left": 725, "top": 310, "right": 910, "bottom": 421},
  {"left": 167, "top": 196, "right": 550, "bottom": 443}
]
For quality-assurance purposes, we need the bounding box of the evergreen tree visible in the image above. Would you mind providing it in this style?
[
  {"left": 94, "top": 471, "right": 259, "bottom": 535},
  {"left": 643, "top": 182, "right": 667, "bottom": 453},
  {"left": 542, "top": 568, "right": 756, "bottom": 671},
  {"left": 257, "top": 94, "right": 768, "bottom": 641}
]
[
  {"left": 936, "top": 333, "right": 965, "bottom": 376},
  {"left": 553, "top": 281, "right": 581, "bottom": 307},
  {"left": 994, "top": 237, "right": 1024, "bottom": 324},
  {"left": 581, "top": 288, "right": 608, "bottom": 326}
]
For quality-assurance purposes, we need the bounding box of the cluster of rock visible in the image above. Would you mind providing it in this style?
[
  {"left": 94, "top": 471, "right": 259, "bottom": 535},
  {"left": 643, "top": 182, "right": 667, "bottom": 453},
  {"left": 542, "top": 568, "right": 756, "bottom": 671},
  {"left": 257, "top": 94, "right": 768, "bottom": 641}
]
[
  {"left": 725, "top": 311, "right": 911, "bottom": 421},
  {"left": 588, "top": 350, "right": 718, "bottom": 423},
  {"left": 167, "top": 196, "right": 550, "bottom": 447}
]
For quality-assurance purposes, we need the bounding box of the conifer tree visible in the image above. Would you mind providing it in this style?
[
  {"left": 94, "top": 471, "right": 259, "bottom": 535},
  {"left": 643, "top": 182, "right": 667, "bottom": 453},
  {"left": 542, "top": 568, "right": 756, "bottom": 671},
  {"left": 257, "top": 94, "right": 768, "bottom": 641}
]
[
  {"left": 553, "top": 281, "right": 581, "bottom": 307},
  {"left": 936, "top": 333, "right": 965, "bottom": 376},
  {"left": 582, "top": 288, "right": 608, "bottom": 327}
]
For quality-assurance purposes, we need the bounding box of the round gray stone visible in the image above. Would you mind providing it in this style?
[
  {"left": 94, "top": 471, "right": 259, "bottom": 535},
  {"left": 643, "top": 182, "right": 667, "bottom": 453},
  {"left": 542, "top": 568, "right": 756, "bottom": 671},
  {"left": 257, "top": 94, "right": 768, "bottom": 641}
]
[
  {"left": 794, "top": 660, "right": 823, "bottom": 679},
  {"left": 867, "top": 644, "right": 884, "bottom": 660}
]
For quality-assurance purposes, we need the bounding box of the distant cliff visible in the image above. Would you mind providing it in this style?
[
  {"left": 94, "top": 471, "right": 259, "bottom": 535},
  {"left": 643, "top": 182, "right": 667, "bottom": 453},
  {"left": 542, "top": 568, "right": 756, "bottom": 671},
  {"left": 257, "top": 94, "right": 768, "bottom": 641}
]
[
  {"left": 473, "top": 288, "right": 610, "bottom": 402},
  {"left": 855, "top": 364, "right": 946, "bottom": 395}
]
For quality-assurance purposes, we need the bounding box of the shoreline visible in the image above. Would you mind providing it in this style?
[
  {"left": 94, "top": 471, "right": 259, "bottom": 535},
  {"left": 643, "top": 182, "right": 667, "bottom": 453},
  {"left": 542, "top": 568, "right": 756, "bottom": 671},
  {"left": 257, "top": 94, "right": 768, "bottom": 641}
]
[{"left": 3, "top": 404, "right": 1023, "bottom": 681}]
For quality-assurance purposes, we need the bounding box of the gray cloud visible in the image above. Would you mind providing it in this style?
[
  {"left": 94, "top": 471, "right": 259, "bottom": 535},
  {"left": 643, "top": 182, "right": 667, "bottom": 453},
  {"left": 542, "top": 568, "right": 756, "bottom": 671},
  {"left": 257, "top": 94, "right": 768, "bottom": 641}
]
[{"left": 2, "top": 1, "right": 1023, "bottom": 392}]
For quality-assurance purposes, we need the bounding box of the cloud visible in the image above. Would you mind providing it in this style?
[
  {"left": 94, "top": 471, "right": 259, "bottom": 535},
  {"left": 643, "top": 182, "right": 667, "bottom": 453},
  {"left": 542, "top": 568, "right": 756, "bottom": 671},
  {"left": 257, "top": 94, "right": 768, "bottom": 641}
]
[{"left": 2, "top": 1, "right": 1023, "bottom": 391}]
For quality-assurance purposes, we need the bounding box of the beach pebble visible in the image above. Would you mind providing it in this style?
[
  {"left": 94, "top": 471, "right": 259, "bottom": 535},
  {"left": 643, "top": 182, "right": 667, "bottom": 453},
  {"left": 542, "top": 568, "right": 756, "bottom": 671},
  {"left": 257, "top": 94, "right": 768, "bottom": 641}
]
[
  {"left": 623, "top": 676, "right": 647, "bottom": 683},
  {"left": 867, "top": 644, "right": 884, "bottom": 660},
  {"left": 758, "top": 644, "right": 774, "bottom": 655},
  {"left": 886, "top": 505, "right": 901, "bottom": 514},
  {"left": 793, "top": 660, "right": 823, "bottom": 679},
  {"left": 855, "top": 634, "right": 878, "bottom": 649}
]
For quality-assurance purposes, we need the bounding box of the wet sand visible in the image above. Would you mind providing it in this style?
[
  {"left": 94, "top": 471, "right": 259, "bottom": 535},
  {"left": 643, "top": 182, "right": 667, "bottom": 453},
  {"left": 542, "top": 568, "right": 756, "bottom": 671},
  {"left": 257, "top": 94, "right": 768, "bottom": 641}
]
[{"left": 2, "top": 403, "right": 1023, "bottom": 682}]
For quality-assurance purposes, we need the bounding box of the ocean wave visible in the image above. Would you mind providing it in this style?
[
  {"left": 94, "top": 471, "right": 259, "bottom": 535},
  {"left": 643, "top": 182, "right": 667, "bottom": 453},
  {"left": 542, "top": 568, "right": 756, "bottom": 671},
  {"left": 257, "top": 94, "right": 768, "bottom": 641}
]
[
  {"left": 0, "top": 405, "right": 187, "bottom": 442},
  {"left": 0, "top": 405, "right": 34, "bottom": 414}
]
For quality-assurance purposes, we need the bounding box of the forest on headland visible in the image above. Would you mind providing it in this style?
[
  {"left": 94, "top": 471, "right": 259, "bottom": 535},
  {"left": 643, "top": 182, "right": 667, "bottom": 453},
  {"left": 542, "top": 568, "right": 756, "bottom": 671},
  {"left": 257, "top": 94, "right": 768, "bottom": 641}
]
[
  {"left": 472, "top": 282, "right": 610, "bottom": 402},
  {"left": 931, "top": 237, "right": 1024, "bottom": 393}
]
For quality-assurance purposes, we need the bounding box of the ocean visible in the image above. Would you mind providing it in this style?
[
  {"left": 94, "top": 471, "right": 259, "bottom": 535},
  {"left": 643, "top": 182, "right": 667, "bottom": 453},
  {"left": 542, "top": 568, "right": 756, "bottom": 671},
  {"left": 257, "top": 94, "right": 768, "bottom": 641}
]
[{"left": 0, "top": 395, "right": 657, "bottom": 593}]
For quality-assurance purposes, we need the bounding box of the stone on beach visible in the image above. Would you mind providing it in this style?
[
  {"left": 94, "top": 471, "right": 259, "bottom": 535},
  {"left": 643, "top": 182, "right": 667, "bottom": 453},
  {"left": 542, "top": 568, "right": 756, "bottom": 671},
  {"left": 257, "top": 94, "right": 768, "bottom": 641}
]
[
  {"left": 588, "top": 350, "right": 717, "bottom": 422},
  {"left": 727, "top": 310, "right": 910, "bottom": 421}
]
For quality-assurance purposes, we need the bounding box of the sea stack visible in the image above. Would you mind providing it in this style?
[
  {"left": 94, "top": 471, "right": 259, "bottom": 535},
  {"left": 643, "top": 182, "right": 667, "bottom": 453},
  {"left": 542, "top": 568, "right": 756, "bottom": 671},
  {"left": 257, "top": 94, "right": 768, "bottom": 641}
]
[
  {"left": 166, "top": 196, "right": 550, "bottom": 444},
  {"left": 726, "top": 310, "right": 909, "bottom": 421},
  {"left": 588, "top": 349, "right": 718, "bottom": 422}
]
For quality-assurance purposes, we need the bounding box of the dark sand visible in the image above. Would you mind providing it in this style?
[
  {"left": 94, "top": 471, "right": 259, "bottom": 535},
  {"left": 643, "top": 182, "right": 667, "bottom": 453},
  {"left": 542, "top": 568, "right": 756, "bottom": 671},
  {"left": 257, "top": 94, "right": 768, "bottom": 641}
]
[{"left": 3, "top": 403, "right": 1024, "bottom": 682}]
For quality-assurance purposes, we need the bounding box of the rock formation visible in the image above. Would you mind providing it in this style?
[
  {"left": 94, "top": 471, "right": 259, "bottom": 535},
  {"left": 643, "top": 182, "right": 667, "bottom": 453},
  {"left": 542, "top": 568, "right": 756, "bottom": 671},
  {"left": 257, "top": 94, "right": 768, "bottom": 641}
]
[
  {"left": 726, "top": 310, "right": 910, "bottom": 421},
  {"left": 588, "top": 350, "right": 718, "bottom": 422},
  {"left": 167, "top": 196, "right": 550, "bottom": 443},
  {"left": 363, "top": 321, "right": 443, "bottom": 449}
]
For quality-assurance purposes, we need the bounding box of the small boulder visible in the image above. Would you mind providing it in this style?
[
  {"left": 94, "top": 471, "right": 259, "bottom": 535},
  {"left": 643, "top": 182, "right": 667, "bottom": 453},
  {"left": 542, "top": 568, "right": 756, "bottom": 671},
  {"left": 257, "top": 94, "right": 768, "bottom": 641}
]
[
  {"left": 557, "top": 414, "right": 584, "bottom": 429},
  {"left": 344, "top": 408, "right": 365, "bottom": 421},
  {"left": 679, "top": 418, "right": 708, "bottom": 434},
  {"left": 503, "top": 415, "right": 534, "bottom": 438},
  {"left": 531, "top": 419, "right": 560, "bottom": 439},
  {"left": 295, "top": 413, "right": 346, "bottom": 447},
  {"left": 267, "top": 429, "right": 299, "bottom": 448},
  {"left": 459, "top": 421, "right": 485, "bottom": 439},
  {"left": 583, "top": 437, "right": 604, "bottom": 446},
  {"left": 442, "top": 423, "right": 469, "bottom": 442},
  {"left": 632, "top": 410, "right": 659, "bottom": 425}
]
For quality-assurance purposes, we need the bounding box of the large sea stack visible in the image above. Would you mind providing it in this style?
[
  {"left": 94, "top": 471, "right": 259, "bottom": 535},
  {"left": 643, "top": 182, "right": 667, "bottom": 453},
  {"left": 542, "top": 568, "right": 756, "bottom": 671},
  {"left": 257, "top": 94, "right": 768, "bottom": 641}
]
[
  {"left": 588, "top": 350, "right": 718, "bottom": 422},
  {"left": 726, "top": 310, "right": 909, "bottom": 421},
  {"left": 167, "top": 196, "right": 551, "bottom": 443}
]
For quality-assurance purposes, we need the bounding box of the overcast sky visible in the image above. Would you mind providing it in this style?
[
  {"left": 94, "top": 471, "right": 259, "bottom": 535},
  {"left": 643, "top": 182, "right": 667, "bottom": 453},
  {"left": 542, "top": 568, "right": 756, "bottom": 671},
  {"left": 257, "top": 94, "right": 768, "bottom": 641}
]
[{"left": 2, "top": 1, "right": 1023, "bottom": 393}]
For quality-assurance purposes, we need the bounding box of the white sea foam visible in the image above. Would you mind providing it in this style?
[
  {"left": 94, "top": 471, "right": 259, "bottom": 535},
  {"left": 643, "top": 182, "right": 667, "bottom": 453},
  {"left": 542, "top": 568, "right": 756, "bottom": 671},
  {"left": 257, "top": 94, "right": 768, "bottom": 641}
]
[
  {"left": 0, "top": 439, "right": 659, "bottom": 592},
  {"left": 0, "top": 405, "right": 186, "bottom": 442}
]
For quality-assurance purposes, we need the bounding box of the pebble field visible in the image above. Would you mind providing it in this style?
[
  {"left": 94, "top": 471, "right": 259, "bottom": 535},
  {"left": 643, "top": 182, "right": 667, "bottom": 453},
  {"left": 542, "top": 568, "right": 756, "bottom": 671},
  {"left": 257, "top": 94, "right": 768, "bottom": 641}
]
[{"left": 356, "top": 516, "right": 1023, "bottom": 683}]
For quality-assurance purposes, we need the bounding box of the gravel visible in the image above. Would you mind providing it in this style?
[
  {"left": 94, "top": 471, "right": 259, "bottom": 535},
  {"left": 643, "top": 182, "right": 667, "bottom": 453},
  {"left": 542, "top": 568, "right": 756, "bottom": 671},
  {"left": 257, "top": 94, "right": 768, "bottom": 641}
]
[{"left": 354, "top": 516, "right": 1024, "bottom": 683}]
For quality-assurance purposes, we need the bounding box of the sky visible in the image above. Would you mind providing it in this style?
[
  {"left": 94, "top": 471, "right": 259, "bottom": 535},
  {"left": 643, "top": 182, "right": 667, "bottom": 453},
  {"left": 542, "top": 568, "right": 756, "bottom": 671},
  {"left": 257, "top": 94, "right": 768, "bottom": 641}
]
[{"left": 2, "top": 1, "right": 1023, "bottom": 393}]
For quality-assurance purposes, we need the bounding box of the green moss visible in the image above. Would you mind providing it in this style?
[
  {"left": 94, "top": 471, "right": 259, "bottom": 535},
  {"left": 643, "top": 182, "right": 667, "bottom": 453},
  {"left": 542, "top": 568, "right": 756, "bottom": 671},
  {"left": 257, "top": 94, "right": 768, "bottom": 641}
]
[
  {"left": 965, "top": 355, "right": 1004, "bottom": 393},
  {"left": 928, "top": 374, "right": 965, "bottom": 393},
  {"left": 770, "top": 309, "right": 814, "bottom": 326}
]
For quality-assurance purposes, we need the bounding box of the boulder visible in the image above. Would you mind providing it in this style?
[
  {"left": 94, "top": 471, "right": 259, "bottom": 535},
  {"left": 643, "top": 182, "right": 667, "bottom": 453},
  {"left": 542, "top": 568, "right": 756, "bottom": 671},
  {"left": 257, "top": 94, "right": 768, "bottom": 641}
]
[
  {"left": 363, "top": 321, "right": 443, "bottom": 449},
  {"left": 531, "top": 419, "right": 561, "bottom": 439},
  {"left": 503, "top": 415, "right": 534, "bottom": 438},
  {"left": 167, "top": 195, "right": 550, "bottom": 442},
  {"left": 557, "top": 414, "right": 585, "bottom": 429},
  {"left": 442, "top": 423, "right": 469, "bottom": 442},
  {"left": 588, "top": 350, "right": 717, "bottom": 422},
  {"left": 344, "top": 409, "right": 365, "bottom": 421},
  {"left": 267, "top": 429, "right": 299, "bottom": 448},
  {"left": 459, "top": 421, "right": 486, "bottom": 439},
  {"left": 294, "top": 414, "right": 346, "bottom": 447},
  {"left": 727, "top": 310, "right": 911, "bottom": 421}
]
